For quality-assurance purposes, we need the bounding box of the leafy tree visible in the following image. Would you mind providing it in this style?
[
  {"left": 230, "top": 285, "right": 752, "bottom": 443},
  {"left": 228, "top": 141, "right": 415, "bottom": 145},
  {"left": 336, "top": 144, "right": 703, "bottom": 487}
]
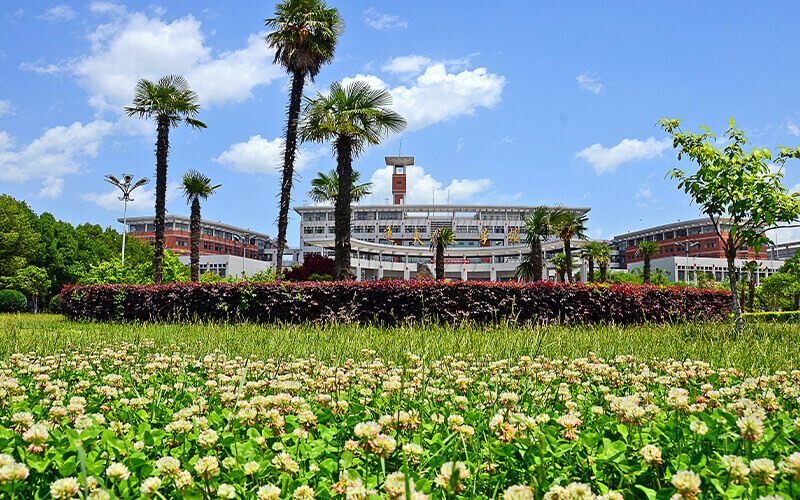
[
  {"left": 741, "top": 260, "right": 761, "bottom": 312},
  {"left": 759, "top": 272, "right": 800, "bottom": 311},
  {"left": 308, "top": 169, "right": 372, "bottom": 203},
  {"left": 0, "top": 195, "right": 39, "bottom": 277},
  {"left": 125, "top": 75, "right": 206, "bottom": 284},
  {"left": 595, "top": 244, "right": 612, "bottom": 283},
  {"left": 606, "top": 270, "right": 643, "bottom": 284},
  {"left": 580, "top": 241, "right": 610, "bottom": 283},
  {"left": 299, "top": 81, "right": 406, "bottom": 279},
  {"left": 552, "top": 211, "right": 588, "bottom": 283},
  {"left": 282, "top": 253, "right": 335, "bottom": 281},
  {"left": 637, "top": 241, "right": 660, "bottom": 284},
  {"left": 515, "top": 206, "right": 564, "bottom": 282},
  {"left": 430, "top": 228, "right": 456, "bottom": 280},
  {"left": 79, "top": 250, "right": 188, "bottom": 285},
  {"left": 660, "top": 118, "right": 800, "bottom": 330},
  {"left": 1, "top": 265, "right": 50, "bottom": 312},
  {"left": 180, "top": 170, "right": 221, "bottom": 281},
  {"left": 266, "top": 0, "right": 343, "bottom": 277}
]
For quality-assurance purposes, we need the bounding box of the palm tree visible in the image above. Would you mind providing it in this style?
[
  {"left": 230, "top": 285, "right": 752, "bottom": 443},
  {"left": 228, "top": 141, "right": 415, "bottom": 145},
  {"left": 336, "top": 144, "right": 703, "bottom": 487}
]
[
  {"left": 580, "top": 242, "right": 603, "bottom": 283},
  {"left": 550, "top": 253, "right": 573, "bottom": 283},
  {"left": 515, "top": 206, "right": 564, "bottom": 282},
  {"left": 266, "top": 0, "right": 344, "bottom": 278},
  {"left": 299, "top": 81, "right": 406, "bottom": 280},
  {"left": 595, "top": 244, "right": 611, "bottom": 282},
  {"left": 430, "top": 228, "right": 456, "bottom": 280},
  {"left": 742, "top": 260, "right": 760, "bottom": 312},
  {"left": 308, "top": 169, "right": 372, "bottom": 203},
  {"left": 180, "top": 171, "right": 221, "bottom": 282},
  {"left": 637, "top": 241, "right": 660, "bottom": 284},
  {"left": 553, "top": 211, "right": 588, "bottom": 283},
  {"left": 125, "top": 75, "right": 206, "bottom": 283}
]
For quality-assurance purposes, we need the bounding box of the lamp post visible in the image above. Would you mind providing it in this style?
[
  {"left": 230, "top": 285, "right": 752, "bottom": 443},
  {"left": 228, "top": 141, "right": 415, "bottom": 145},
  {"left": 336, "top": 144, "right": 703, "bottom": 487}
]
[
  {"left": 675, "top": 239, "right": 701, "bottom": 284},
  {"left": 105, "top": 174, "right": 149, "bottom": 267}
]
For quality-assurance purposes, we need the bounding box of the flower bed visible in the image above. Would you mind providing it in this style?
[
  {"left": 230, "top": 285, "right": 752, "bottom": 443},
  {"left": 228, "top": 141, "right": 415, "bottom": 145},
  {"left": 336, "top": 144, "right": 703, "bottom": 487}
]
[
  {"left": 58, "top": 281, "right": 731, "bottom": 325},
  {"left": 1, "top": 343, "right": 798, "bottom": 499}
]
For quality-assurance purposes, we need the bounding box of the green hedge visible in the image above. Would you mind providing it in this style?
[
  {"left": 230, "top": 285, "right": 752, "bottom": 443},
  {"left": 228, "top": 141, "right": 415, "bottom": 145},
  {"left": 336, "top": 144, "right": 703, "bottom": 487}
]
[
  {"left": 742, "top": 311, "right": 800, "bottom": 322},
  {"left": 0, "top": 290, "right": 27, "bottom": 313}
]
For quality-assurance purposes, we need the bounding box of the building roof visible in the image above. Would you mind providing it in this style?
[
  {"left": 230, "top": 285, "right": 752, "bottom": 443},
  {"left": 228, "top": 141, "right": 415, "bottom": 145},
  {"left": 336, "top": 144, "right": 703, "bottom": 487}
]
[
  {"left": 119, "top": 215, "right": 271, "bottom": 239},
  {"left": 304, "top": 237, "right": 592, "bottom": 256},
  {"left": 612, "top": 217, "right": 722, "bottom": 241},
  {"left": 295, "top": 203, "right": 591, "bottom": 215}
]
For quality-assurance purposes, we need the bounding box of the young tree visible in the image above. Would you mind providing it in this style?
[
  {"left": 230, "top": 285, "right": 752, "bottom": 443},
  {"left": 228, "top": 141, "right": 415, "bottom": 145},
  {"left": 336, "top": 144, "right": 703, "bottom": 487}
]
[
  {"left": 430, "top": 228, "right": 456, "bottom": 280},
  {"left": 180, "top": 171, "right": 221, "bottom": 282},
  {"left": 1, "top": 265, "right": 50, "bottom": 313},
  {"left": 515, "top": 206, "right": 564, "bottom": 282},
  {"left": 125, "top": 75, "right": 206, "bottom": 283},
  {"left": 553, "top": 211, "right": 588, "bottom": 283},
  {"left": 637, "top": 241, "right": 660, "bottom": 284},
  {"left": 660, "top": 118, "right": 800, "bottom": 330},
  {"left": 742, "top": 260, "right": 761, "bottom": 312},
  {"left": 549, "top": 253, "right": 573, "bottom": 283},
  {"left": 299, "top": 81, "right": 406, "bottom": 279},
  {"left": 308, "top": 170, "right": 372, "bottom": 203},
  {"left": 595, "top": 244, "right": 612, "bottom": 283},
  {"left": 266, "top": 0, "right": 344, "bottom": 277},
  {"left": 580, "top": 241, "right": 609, "bottom": 283}
]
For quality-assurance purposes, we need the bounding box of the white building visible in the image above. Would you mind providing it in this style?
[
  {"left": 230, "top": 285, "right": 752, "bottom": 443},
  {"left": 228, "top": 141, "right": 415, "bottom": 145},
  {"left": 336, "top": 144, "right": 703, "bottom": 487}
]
[
  {"left": 627, "top": 255, "right": 783, "bottom": 284},
  {"left": 177, "top": 254, "right": 277, "bottom": 279},
  {"left": 295, "top": 156, "right": 599, "bottom": 281}
]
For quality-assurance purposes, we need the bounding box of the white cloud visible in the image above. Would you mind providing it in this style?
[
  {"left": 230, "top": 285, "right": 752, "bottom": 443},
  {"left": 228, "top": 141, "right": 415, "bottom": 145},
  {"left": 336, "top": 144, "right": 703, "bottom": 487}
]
[
  {"left": 0, "top": 121, "right": 114, "bottom": 195},
  {"left": 493, "top": 135, "right": 514, "bottom": 146},
  {"left": 369, "top": 165, "right": 492, "bottom": 205},
  {"left": 343, "top": 63, "right": 506, "bottom": 132},
  {"left": 635, "top": 183, "right": 652, "bottom": 199},
  {"left": 787, "top": 120, "right": 800, "bottom": 137},
  {"left": 576, "top": 72, "right": 603, "bottom": 94},
  {"left": 382, "top": 55, "right": 431, "bottom": 75},
  {"left": 213, "top": 135, "right": 325, "bottom": 175},
  {"left": 12, "top": 9, "right": 25, "bottom": 21},
  {"left": 27, "top": 10, "right": 282, "bottom": 113},
  {"left": 38, "top": 177, "right": 65, "bottom": 199},
  {"left": 40, "top": 5, "right": 77, "bottom": 22},
  {"left": 0, "top": 100, "right": 13, "bottom": 117},
  {"left": 576, "top": 137, "right": 672, "bottom": 174},
  {"left": 363, "top": 8, "right": 407, "bottom": 30},
  {"left": 456, "top": 137, "right": 464, "bottom": 152},
  {"left": 82, "top": 181, "right": 181, "bottom": 212}
]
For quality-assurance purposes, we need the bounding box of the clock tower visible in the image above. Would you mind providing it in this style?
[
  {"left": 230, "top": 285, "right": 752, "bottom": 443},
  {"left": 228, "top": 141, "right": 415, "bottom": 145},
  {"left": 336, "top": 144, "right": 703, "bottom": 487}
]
[{"left": 385, "top": 156, "right": 413, "bottom": 204}]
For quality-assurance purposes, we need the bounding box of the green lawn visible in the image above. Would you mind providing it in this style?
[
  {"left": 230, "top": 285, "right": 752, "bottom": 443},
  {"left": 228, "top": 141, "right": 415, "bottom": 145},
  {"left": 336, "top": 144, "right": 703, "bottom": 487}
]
[{"left": 2, "top": 313, "right": 799, "bottom": 374}]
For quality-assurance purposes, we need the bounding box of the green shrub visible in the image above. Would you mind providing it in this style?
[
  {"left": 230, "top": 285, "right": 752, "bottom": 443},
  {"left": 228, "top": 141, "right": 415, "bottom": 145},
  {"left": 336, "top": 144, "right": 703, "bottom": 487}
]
[
  {"left": 742, "top": 311, "right": 800, "bottom": 322},
  {"left": 0, "top": 289, "right": 27, "bottom": 313},
  {"left": 307, "top": 273, "right": 333, "bottom": 282},
  {"left": 49, "top": 295, "right": 61, "bottom": 314}
]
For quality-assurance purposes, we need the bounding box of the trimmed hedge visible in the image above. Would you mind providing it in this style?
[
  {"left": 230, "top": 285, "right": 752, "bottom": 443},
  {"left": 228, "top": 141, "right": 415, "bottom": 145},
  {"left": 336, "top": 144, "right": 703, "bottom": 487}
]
[
  {"left": 742, "top": 311, "right": 800, "bottom": 322},
  {"left": 59, "top": 281, "right": 731, "bottom": 325},
  {"left": 0, "top": 289, "right": 27, "bottom": 313}
]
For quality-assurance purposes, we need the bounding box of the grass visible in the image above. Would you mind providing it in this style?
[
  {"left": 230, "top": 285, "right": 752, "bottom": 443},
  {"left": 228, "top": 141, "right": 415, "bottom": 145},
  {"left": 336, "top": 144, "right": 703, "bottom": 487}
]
[{"left": 3, "top": 313, "right": 800, "bottom": 375}]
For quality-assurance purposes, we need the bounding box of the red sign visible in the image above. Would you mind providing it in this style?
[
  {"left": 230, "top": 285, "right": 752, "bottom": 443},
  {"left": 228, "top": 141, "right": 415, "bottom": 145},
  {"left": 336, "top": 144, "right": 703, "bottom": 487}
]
[{"left": 429, "top": 259, "right": 470, "bottom": 264}]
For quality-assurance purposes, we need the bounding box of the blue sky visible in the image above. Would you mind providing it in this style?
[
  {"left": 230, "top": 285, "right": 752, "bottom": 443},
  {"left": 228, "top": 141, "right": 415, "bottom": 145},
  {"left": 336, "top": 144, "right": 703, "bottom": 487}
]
[{"left": 3, "top": 1, "right": 800, "bottom": 246}]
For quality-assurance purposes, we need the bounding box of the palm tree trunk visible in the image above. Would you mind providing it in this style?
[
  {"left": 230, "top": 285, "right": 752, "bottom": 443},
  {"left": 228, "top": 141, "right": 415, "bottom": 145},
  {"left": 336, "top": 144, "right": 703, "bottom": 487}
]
[
  {"left": 153, "top": 114, "right": 170, "bottom": 284},
  {"left": 190, "top": 197, "right": 201, "bottom": 282},
  {"left": 276, "top": 70, "right": 307, "bottom": 279},
  {"left": 588, "top": 258, "right": 595, "bottom": 283},
  {"left": 643, "top": 255, "right": 651, "bottom": 284},
  {"left": 563, "top": 239, "right": 573, "bottom": 283},
  {"left": 334, "top": 135, "right": 353, "bottom": 280},
  {"left": 532, "top": 239, "right": 543, "bottom": 281},
  {"left": 600, "top": 262, "right": 607, "bottom": 283},
  {"left": 436, "top": 242, "right": 445, "bottom": 280}
]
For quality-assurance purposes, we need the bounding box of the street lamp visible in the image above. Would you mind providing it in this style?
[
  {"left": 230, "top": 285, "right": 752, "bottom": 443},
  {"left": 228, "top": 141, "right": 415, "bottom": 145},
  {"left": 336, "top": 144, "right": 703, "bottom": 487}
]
[
  {"left": 675, "top": 239, "right": 701, "bottom": 284},
  {"left": 105, "top": 174, "right": 149, "bottom": 267}
]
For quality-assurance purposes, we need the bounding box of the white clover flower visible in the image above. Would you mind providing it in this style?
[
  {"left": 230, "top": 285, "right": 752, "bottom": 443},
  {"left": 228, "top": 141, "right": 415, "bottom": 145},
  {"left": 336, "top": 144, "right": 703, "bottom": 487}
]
[
  {"left": 293, "top": 484, "right": 315, "bottom": 500},
  {"left": 750, "top": 458, "right": 776, "bottom": 485},
  {"left": 194, "top": 456, "right": 220, "bottom": 479},
  {"left": 689, "top": 420, "right": 708, "bottom": 435},
  {"left": 217, "top": 483, "right": 236, "bottom": 499},
  {"left": 503, "top": 485, "right": 534, "bottom": 500},
  {"left": 671, "top": 470, "right": 701, "bottom": 499},
  {"left": 155, "top": 456, "right": 181, "bottom": 475},
  {"left": 140, "top": 477, "right": 162, "bottom": 498},
  {"left": 106, "top": 462, "right": 130, "bottom": 481},
  {"left": 51, "top": 477, "right": 80, "bottom": 499},
  {"left": 244, "top": 460, "right": 260, "bottom": 475},
  {"left": 257, "top": 484, "right": 281, "bottom": 500},
  {"left": 0, "top": 463, "right": 29, "bottom": 483}
]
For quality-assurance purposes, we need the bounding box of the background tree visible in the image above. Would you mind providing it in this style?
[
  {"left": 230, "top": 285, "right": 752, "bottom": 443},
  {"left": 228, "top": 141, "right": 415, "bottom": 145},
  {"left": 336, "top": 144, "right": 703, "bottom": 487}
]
[
  {"left": 580, "top": 241, "right": 609, "bottom": 283},
  {"left": 742, "top": 260, "right": 761, "bottom": 312},
  {"left": 0, "top": 195, "right": 39, "bottom": 277},
  {"left": 180, "top": 170, "right": 221, "bottom": 282},
  {"left": 430, "top": 228, "right": 456, "bottom": 280},
  {"left": 308, "top": 169, "right": 372, "bottom": 203},
  {"left": 515, "top": 206, "right": 563, "bottom": 282},
  {"left": 266, "top": 0, "right": 343, "bottom": 278},
  {"left": 759, "top": 272, "right": 800, "bottom": 311},
  {"left": 595, "top": 244, "right": 611, "bottom": 282},
  {"left": 553, "top": 211, "right": 588, "bottom": 283},
  {"left": 1, "top": 265, "right": 49, "bottom": 313},
  {"left": 637, "top": 241, "right": 660, "bottom": 284},
  {"left": 125, "top": 75, "right": 206, "bottom": 284},
  {"left": 299, "top": 81, "right": 406, "bottom": 279},
  {"left": 660, "top": 118, "right": 800, "bottom": 330},
  {"left": 549, "top": 253, "right": 573, "bottom": 282}
]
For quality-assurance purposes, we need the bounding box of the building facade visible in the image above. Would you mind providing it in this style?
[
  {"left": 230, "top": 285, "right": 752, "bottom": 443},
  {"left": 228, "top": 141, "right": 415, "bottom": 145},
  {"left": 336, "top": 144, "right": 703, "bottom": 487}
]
[
  {"left": 615, "top": 218, "right": 782, "bottom": 283},
  {"left": 296, "top": 156, "right": 597, "bottom": 281}
]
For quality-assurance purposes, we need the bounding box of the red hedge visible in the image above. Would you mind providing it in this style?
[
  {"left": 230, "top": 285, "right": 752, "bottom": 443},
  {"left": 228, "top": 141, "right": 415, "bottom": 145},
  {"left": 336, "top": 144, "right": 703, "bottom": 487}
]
[{"left": 58, "top": 281, "right": 732, "bottom": 325}]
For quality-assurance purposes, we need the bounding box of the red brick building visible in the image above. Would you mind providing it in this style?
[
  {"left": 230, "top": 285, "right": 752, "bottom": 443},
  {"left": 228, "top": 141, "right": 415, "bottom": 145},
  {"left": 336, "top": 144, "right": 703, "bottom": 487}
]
[
  {"left": 121, "top": 215, "right": 273, "bottom": 261},
  {"left": 614, "top": 218, "right": 768, "bottom": 267}
]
